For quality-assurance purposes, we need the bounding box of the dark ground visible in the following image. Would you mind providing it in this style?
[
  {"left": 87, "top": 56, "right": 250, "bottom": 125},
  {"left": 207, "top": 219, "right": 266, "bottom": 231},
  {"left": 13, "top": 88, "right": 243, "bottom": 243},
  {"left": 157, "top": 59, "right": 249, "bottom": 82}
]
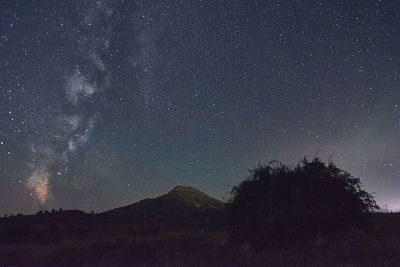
[{"left": 1, "top": 211, "right": 400, "bottom": 267}]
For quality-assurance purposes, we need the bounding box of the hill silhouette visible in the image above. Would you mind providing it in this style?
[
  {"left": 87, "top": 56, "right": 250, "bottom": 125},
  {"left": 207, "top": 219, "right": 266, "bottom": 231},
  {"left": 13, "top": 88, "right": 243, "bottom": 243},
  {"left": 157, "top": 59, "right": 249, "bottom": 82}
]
[{"left": 103, "top": 185, "right": 224, "bottom": 217}]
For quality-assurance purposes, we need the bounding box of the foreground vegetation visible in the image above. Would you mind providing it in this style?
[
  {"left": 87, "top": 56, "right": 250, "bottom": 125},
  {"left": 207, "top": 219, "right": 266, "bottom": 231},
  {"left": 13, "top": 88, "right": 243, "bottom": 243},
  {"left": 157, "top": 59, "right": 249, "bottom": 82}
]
[
  {"left": 1, "top": 212, "right": 400, "bottom": 266},
  {"left": 1, "top": 159, "right": 398, "bottom": 266},
  {"left": 227, "top": 158, "right": 378, "bottom": 248}
]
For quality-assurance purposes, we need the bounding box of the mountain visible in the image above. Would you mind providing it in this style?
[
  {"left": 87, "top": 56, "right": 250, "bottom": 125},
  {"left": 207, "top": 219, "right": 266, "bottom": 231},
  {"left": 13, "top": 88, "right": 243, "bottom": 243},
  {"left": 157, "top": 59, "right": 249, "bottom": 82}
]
[
  {"left": 103, "top": 185, "right": 225, "bottom": 218},
  {"left": 0, "top": 185, "right": 226, "bottom": 249}
]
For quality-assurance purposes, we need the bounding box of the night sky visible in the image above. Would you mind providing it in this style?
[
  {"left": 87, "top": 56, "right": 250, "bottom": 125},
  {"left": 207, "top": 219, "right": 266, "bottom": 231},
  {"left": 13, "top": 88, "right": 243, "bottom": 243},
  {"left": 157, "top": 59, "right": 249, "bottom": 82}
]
[{"left": 1, "top": 0, "right": 400, "bottom": 215}]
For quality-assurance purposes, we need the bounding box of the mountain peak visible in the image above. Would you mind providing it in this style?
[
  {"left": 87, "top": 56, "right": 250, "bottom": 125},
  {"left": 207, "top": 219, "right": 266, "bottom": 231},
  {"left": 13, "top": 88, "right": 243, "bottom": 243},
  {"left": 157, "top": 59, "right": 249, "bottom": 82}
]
[
  {"left": 103, "top": 185, "right": 224, "bottom": 217},
  {"left": 168, "top": 185, "right": 202, "bottom": 194},
  {"left": 163, "top": 185, "right": 224, "bottom": 209}
]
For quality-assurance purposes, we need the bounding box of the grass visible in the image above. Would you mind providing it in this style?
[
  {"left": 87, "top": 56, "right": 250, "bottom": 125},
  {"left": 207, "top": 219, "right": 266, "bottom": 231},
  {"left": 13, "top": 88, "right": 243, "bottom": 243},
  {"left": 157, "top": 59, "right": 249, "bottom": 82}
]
[{"left": 1, "top": 213, "right": 400, "bottom": 266}]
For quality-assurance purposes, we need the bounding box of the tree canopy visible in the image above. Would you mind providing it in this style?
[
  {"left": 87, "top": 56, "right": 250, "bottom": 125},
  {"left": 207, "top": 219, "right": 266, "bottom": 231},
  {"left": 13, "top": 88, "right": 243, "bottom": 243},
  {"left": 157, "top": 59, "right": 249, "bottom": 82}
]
[{"left": 227, "top": 158, "right": 378, "bottom": 247}]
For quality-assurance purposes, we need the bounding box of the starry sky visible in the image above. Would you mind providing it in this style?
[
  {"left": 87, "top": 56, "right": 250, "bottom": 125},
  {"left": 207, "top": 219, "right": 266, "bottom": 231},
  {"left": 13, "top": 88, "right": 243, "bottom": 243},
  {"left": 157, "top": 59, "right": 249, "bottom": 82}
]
[{"left": 1, "top": 0, "right": 400, "bottom": 215}]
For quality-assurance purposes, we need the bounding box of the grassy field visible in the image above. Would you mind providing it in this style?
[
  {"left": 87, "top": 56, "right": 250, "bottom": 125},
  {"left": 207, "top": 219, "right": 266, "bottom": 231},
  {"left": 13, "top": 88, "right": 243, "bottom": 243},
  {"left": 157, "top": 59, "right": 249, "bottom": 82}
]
[{"left": 1, "top": 212, "right": 400, "bottom": 266}]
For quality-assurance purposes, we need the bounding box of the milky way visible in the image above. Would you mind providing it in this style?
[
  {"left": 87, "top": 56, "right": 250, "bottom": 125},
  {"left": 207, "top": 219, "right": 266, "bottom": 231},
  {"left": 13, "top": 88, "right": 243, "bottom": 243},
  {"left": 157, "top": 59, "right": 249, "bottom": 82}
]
[
  {"left": 1, "top": 0, "right": 400, "bottom": 214},
  {"left": 24, "top": 1, "right": 114, "bottom": 206}
]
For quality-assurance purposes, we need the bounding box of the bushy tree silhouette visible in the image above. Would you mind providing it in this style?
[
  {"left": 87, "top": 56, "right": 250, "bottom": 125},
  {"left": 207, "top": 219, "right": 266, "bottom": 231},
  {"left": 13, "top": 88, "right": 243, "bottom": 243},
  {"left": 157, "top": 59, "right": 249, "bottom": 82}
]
[{"left": 227, "top": 158, "right": 378, "bottom": 247}]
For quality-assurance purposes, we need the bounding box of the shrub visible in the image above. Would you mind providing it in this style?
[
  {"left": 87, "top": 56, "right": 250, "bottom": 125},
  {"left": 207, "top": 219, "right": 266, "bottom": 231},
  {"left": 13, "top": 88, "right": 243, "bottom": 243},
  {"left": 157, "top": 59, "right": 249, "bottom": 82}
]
[{"left": 227, "top": 158, "right": 378, "bottom": 247}]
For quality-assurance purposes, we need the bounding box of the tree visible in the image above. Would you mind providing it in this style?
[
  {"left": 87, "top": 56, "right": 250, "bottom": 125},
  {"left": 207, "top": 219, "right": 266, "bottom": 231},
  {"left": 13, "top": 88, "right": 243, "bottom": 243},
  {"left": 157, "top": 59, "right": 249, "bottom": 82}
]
[{"left": 227, "top": 158, "right": 378, "bottom": 248}]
